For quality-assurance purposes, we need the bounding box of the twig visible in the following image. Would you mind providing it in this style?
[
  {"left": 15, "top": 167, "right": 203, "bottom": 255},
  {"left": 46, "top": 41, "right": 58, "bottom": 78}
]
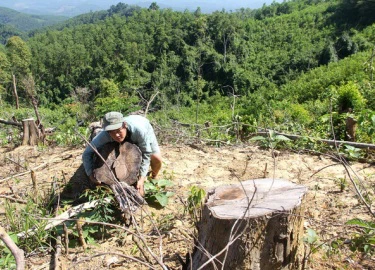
[
  {"left": 255, "top": 130, "right": 375, "bottom": 150},
  {"left": 54, "top": 236, "right": 62, "bottom": 270},
  {"left": 0, "top": 195, "right": 27, "bottom": 204},
  {"left": 0, "top": 162, "right": 49, "bottom": 183},
  {"left": 70, "top": 252, "right": 155, "bottom": 269},
  {"left": 76, "top": 218, "right": 87, "bottom": 250},
  {"left": 144, "top": 91, "right": 159, "bottom": 117},
  {"left": 133, "top": 234, "right": 153, "bottom": 264},
  {"left": 5, "top": 157, "right": 28, "bottom": 170},
  {"left": 63, "top": 223, "right": 69, "bottom": 256}
]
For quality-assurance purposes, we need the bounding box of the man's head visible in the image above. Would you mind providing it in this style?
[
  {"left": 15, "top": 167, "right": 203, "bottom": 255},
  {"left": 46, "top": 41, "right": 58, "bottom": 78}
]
[{"left": 103, "top": 112, "right": 127, "bottom": 142}]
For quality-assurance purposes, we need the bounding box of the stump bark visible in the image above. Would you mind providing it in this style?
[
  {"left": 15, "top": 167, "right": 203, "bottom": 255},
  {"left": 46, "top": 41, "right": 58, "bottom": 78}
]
[
  {"left": 22, "top": 118, "right": 39, "bottom": 146},
  {"left": 190, "top": 178, "right": 307, "bottom": 270}
]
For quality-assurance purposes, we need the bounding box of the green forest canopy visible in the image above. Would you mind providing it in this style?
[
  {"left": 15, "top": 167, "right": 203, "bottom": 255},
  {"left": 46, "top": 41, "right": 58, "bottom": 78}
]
[{"left": 0, "top": 0, "right": 374, "bottom": 144}]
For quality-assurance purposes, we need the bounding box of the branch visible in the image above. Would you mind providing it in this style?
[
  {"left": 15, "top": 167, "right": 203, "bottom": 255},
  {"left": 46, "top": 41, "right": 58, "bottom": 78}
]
[
  {"left": 17, "top": 198, "right": 111, "bottom": 238},
  {"left": 0, "top": 195, "right": 27, "bottom": 204},
  {"left": 254, "top": 131, "right": 375, "bottom": 150},
  {"left": 0, "top": 226, "right": 25, "bottom": 270},
  {"left": 0, "top": 119, "right": 22, "bottom": 127},
  {"left": 144, "top": 91, "right": 159, "bottom": 117}
]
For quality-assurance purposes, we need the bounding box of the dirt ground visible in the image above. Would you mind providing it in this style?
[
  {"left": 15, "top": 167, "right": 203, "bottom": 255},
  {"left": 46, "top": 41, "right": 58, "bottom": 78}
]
[{"left": 0, "top": 143, "right": 375, "bottom": 269}]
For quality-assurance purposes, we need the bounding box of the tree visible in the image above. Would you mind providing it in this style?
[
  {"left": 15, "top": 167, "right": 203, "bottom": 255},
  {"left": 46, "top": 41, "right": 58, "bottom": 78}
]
[
  {"left": 5, "top": 36, "right": 32, "bottom": 107},
  {"left": 0, "top": 50, "right": 10, "bottom": 104},
  {"left": 149, "top": 2, "right": 160, "bottom": 11},
  {"left": 5, "top": 36, "right": 31, "bottom": 78}
]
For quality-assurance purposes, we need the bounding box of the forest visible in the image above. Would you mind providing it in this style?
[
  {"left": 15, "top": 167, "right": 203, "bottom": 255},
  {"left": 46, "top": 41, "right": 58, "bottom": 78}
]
[
  {"left": 0, "top": 0, "right": 374, "bottom": 148},
  {"left": 0, "top": 0, "right": 374, "bottom": 146},
  {"left": 0, "top": 0, "right": 375, "bottom": 268}
]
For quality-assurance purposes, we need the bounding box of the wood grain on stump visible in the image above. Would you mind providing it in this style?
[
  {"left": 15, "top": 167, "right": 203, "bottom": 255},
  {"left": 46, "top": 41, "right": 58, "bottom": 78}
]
[
  {"left": 93, "top": 141, "right": 142, "bottom": 186},
  {"left": 190, "top": 178, "right": 307, "bottom": 270},
  {"left": 93, "top": 141, "right": 145, "bottom": 212}
]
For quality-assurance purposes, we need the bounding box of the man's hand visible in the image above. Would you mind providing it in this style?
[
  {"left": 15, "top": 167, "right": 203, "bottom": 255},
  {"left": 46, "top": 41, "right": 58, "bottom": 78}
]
[
  {"left": 137, "top": 176, "right": 146, "bottom": 197},
  {"left": 89, "top": 174, "right": 101, "bottom": 185}
]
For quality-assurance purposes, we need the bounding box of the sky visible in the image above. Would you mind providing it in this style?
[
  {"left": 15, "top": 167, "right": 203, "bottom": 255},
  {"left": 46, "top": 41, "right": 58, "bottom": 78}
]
[{"left": 0, "top": 0, "right": 278, "bottom": 17}]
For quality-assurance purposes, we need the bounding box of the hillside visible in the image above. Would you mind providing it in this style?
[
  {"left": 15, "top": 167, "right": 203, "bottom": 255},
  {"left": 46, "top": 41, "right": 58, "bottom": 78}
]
[
  {"left": 0, "top": 6, "right": 67, "bottom": 33},
  {"left": 0, "top": 143, "right": 374, "bottom": 269},
  {"left": 0, "top": 0, "right": 375, "bottom": 267}
]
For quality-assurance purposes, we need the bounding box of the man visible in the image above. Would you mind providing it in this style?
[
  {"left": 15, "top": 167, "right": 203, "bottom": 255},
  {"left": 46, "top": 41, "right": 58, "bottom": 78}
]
[{"left": 82, "top": 112, "right": 162, "bottom": 196}]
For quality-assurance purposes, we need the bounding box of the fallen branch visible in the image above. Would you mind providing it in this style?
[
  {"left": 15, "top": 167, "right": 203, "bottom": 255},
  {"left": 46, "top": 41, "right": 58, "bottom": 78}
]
[
  {"left": 0, "top": 195, "right": 27, "bottom": 204},
  {"left": 17, "top": 198, "right": 111, "bottom": 238},
  {"left": 0, "top": 226, "right": 25, "bottom": 270},
  {"left": 0, "top": 155, "right": 73, "bottom": 183},
  {"left": 0, "top": 119, "right": 22, "bottom": 127},
  {"left": 53, "top": 236, "right": 62, "bottom": 270},
  {"left": 70, "top": 252, "right": 155, "bottom": 269},
  {"left": 254, "top": 131, "right": 375, "bottom": 150}
]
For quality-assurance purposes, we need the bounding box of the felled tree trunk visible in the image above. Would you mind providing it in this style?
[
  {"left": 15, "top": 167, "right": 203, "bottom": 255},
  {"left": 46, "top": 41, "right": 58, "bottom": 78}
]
[
  {"left": 190, "top": 179, "right": 307, "bottom": 270},
  {"left": 93, "top": 141, "right": 145, "bottom": 212},
  {"left": 22, "top": 118, "right": 39, "bottom": 146}
]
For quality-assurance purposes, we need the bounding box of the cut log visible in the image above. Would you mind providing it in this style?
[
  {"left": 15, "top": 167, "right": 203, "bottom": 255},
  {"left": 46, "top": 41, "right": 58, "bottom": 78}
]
[
  {"left": 190, "top": 178, "right": 307, "bottom": 270},
  {"left": 93, "top": 141, "right": 145, "bottom": 213},
  {"left": 93, "top": 141, "right": 142, "bottom": 186}
]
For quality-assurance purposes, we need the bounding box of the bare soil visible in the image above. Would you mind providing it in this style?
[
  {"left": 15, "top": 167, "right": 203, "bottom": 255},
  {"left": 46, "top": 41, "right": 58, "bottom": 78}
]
[{"left": 0, "top": 143, "right": 375, "bottom": 269}]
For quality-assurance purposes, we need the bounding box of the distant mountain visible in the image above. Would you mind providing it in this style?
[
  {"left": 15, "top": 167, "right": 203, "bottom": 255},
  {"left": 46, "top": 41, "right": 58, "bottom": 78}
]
[
  {"left": 0, "top": 0, "right": 276, "bottom": 17},
  {"left": 0, "top": 6, "right": 68, "bottom": 32}
]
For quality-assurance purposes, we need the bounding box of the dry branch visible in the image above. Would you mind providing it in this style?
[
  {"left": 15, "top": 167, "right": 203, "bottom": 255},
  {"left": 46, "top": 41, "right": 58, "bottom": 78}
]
[
  {"left": 0, "top": 195, "right": 27, "bottom": 204},
  {"left": 54, "top": 236, "right": 62, "bottom": 270},
  {"left": 255, "top": 131, "right": 375, "bottom": 150},
  {"left": 17, "top": 198, "right": 111, "bottom": 238},
  {"left": 0, "top": 226, "right": 25, "bottom": 270},
  {"left": 76, "top": 218, "right": 87, "bottom": 250},
  {"left": 0, "top": 119, "right": 22, "bottom": 127}
]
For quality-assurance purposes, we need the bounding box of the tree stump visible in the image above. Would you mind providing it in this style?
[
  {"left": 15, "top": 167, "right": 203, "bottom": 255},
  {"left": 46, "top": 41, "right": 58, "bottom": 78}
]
[
  {"left": 22, "top": 118, "right": 39, "bottom": 146},
  {"left": 190, "top": 178, "right": 307, "bottom": 270}
]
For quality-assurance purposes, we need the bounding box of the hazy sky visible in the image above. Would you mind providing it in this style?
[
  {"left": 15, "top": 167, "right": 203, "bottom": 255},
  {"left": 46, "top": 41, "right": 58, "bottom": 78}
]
[{"left": 1, "top": 0, "right": 278, "bottom": 16}]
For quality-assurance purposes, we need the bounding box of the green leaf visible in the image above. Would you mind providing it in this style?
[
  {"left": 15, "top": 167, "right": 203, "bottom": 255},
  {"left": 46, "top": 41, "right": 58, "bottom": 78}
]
[
  {"left": 144, "top": 182, "right": 157, "bottom": 191},
  {"left": 346, "top": 218, "right": 375, "bottom": 229},
  {"left": 155, "top": 193, "right": 169, "bottom": 207},
  {"left": 305, "top": 228, "right": 318, "bottom": 244},
  {"left": 249, "top": 136, "right": 266, "bottom": 141},
  {"left": 165, "top": 191, "right": 175, "bottom": 197},
  {"left": 275, "top": 135, "right": 291, "bottom": 141},
  {"left": 9, "top": 233, "right": 18, "bottom": 245},
  {"left": 157, "top": 179, "right": 174, "bottom": 187}
]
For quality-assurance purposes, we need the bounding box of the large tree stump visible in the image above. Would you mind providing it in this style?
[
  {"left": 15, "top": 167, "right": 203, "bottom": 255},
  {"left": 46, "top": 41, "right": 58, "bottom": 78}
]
[{"left": 190, "top": 178, "right": 307, "bottom": 270}]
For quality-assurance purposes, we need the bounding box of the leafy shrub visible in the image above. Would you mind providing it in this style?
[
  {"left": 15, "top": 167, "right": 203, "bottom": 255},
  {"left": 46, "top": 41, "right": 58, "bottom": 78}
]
[
  {"left": 185, "top": 186, "right": 206, "bottom": 225},
  {"left": 144, "top": 178, "right": 174, "bottom": 207},
  {"left": 335, "top": 81, "right": 366, "bottom": 113},
  {"left": 346, "top": 218, "right": 375, "bottom": 254},
  {"left": 250, "top": 129, "right": 291, "bottom": 149}
]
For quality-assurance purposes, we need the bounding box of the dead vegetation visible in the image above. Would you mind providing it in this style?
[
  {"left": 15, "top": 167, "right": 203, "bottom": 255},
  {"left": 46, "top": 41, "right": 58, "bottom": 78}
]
[{"left": 0, "top": 143, "right": 374, "bottom": 269}]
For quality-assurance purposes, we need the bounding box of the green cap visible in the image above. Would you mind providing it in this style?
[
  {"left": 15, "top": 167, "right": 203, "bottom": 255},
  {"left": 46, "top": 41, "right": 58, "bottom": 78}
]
[{"left": 103, "top": 112, "right": 125, "bottom": 131}]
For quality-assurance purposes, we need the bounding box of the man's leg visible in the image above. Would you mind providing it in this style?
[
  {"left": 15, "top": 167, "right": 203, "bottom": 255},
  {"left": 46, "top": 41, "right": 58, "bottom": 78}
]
[{"left": 150, "top": 153, "right": 162, "bottom": 178}]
